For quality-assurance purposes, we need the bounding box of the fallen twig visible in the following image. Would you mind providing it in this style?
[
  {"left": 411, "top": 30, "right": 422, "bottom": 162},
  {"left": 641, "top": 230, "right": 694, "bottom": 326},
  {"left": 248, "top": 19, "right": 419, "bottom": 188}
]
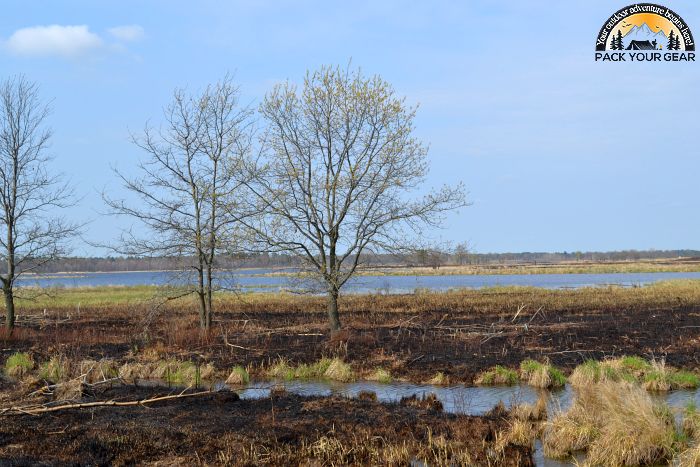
[{"left": 0, "top": 389, "right": 214, "bottom": 416}]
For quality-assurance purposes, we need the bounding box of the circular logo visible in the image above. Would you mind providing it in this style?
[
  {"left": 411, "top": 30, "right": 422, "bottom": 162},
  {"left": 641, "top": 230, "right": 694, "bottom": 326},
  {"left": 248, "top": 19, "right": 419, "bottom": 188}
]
[{"left": 596, "top": 3, "right": 694, "bottom": 51}]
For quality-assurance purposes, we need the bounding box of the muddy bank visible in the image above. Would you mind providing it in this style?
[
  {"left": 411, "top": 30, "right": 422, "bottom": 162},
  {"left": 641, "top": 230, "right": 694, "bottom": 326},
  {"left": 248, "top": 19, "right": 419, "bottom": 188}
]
[{"left": 0, "top": 385, "right": 532, "bottom": 466}]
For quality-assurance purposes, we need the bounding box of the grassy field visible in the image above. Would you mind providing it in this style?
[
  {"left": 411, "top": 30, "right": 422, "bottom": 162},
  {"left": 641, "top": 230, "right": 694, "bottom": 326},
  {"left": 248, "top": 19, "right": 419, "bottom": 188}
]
[{"left": 13, "top": 279, "right": 700, "bottom": 314}]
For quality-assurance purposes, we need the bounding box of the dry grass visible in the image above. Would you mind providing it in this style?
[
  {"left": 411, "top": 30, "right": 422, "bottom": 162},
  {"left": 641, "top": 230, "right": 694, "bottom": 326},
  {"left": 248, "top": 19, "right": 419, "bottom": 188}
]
[
  {"left": 324, "top": 358, "right": 355, "bottom": 382},
  {"left": 358, "top": 260, "right": 700, "bottom": 277},
  {"left": 684, "top": 402, "right": 700, "bottom": 439},
  {"left": 676, "top": 443, "right": 700, "bottom": 467},
  {"left": 511, "top": 395, "right": 547, "bottom": 422},
  {"left": 78, "top": 359, "right": 119, "bottom": 383},
  {"left": 225, "top": 365, "right": 250, "bottom": 385},
  {"left": 543, "top": 381, "right": 675, "bottom": 465},
  {"left": 366, "top": 368, "right": 392, "bottom": 384},
  {"left": 425, "top": 372, "right": 449, "bottom": 385},
  {"left": 519, "top": 359, "right": 566, "bottom": 389},
  {"left": 38, "top": 355, "right": 70, "bottom": 382}
]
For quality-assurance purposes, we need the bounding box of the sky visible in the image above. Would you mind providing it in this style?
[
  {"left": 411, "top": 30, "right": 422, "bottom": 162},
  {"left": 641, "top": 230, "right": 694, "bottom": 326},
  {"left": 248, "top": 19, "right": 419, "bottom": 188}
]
[{"left": 1, "top": 0, "right": 699, "bottom": 255}]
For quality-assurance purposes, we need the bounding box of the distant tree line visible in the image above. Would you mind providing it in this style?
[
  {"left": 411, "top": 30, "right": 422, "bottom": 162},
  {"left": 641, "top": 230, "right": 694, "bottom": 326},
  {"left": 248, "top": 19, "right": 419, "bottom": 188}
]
[{"left": 28, "top": 248, "right": 700, "bottom": 273}]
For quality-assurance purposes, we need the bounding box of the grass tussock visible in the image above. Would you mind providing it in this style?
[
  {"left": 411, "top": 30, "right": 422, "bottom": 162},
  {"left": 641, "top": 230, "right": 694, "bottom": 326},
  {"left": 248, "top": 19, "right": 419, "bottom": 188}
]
[
  {"left": 543, "top": 381, "right": 676, "bottom": 465},
  {"left": 511, "top": 395, "right": 548, "bottom": 422},
  {"left": 266, "top": 357, "right": 350, "bottom": 381},
  {"left": 683, "top": 402, "right": 700, "bottom": 439},
  {"left": 323, "top": 358, "right": 355, "bottom": 382},
  {"left": 569, "top": 356, "right": 700, "bottom": 391},
  {"left": 475, "top": 365, "right": 518, "bottom": 386},
  {"left": 575, "top": 357, "right": 700, "bottom": 391},
  {"left": 643, "top": 360, "right": 700, "bottom": 392},
  {"left": 496, "top": 395, "right": 548, "bottom": 453},
  {"left": 4, "top": 352, "right": 34, "bottom": 378},
  {"left": 267, "top": 358, "right": 296, "bottom": 380},
  {"left": 38, "top": 355, "right": 70, "bottom": 382},
  {"left": 79, "top": 359, "right": 119, "bottom": 383},
  {"left": 519, "top": 359, "right": 566, "bottom": 389},
  {"left": 118, "top": 359, "right": 215, "bottom": 386},
  {"left": 225, "top": 365, "right": 250, "bottom": 385},
  {"left": 426, "top": 372, "right": 449, "bottom": 386},
  {"left": 676, "top": 443, "right": 700, "bottom": 467},
  {"left": 366, "top": 367, "right": 392, "bottom": 384}
]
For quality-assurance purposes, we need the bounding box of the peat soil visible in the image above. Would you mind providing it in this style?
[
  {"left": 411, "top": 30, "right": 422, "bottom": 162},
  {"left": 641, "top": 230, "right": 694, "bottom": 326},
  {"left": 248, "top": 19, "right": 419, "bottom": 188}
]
[
  {"left": 1, "top": 293, "right": 699, "bottom": 384},
  {"left": 0, "top": 385, "right": 532, "bottom": 466}
]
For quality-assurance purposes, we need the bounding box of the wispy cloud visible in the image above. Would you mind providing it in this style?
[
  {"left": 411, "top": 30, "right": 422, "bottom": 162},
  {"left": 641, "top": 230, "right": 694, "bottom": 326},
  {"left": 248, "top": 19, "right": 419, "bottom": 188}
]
[
  {"left": 4, "top": 25, "right": 103, "bottom": 58},
  {"left": 108, "top": 25, "right": 145, "bottom": 42}
]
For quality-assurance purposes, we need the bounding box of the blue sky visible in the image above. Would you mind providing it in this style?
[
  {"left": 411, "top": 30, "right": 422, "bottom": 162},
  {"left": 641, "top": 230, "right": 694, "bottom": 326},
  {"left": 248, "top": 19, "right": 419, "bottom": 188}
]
[{"left": 1, "top": 1, "right": 699, "bottom": 255}]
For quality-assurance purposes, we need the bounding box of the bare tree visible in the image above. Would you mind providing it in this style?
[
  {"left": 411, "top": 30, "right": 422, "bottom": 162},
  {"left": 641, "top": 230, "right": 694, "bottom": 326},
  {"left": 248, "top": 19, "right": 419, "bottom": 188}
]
[
  {"left": 0, "top": 75, "right": 76, "bottom": 330},
  {"left": 105, "top": 76, "right": 253, "bottom": 330},
  {"left": 244, "top": 65, "right": 467, "bottom": 331},
  {"left": 454, "top": 241, "right": 471, "bottom": 265}
]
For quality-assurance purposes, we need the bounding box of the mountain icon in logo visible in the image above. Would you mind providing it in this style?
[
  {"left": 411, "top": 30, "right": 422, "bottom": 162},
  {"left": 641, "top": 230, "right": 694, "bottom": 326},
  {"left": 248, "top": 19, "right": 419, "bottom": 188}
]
[{"left": 622, "top": 23, "right": 667, "bottom": 49}]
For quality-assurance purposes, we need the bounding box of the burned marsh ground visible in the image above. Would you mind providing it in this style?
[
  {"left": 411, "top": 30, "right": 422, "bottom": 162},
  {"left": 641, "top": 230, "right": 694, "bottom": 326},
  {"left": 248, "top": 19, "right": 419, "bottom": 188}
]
[{"left": 0, "top": 281, "right": 699, "bottom": 465}]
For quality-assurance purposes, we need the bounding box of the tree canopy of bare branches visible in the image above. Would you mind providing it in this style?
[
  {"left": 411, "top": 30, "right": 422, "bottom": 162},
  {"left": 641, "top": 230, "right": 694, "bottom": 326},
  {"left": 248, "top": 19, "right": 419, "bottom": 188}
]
[
  {"left": 244, "top": 65, "right": 467, "bottom": 331},
  {"left": 105, "top": 76, "right": 253, "bottom": 329},
  {"left": 0, "top": 75, "right": 77, "bottom": 330}
]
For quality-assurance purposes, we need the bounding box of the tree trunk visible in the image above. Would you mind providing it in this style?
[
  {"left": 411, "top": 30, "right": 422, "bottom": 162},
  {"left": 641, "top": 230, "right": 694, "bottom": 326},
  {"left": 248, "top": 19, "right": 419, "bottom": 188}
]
[
  {"left": 197, "top": 291, "right": 207, "bottom": 330},
  {"left": 4, "top": 286, "right": 15, "bottom": 331},
  {"left": 204, "top": 266, "right": 213, "bottom": 330},
  {"left": 327, "top": 287, "right": 341, "bottom": 332}
]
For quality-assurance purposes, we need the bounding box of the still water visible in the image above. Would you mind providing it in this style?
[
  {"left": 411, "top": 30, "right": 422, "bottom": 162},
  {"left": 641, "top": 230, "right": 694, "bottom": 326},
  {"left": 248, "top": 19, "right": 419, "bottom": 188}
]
[
  {"left": 229, "top": 380, "right": 699, "bottom": 466},
  {"left": 15, "top": 269, "right": 700, "bottom": 292}
]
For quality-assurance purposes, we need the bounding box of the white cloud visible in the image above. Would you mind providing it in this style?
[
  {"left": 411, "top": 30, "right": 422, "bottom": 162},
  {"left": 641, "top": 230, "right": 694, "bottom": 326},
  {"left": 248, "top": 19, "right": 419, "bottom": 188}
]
[
  {"left": 108, "top": 25, "right": 145, "bottom": 42},
  {"left": 4, "top": 25, "right": 103, "bottom": 58}
]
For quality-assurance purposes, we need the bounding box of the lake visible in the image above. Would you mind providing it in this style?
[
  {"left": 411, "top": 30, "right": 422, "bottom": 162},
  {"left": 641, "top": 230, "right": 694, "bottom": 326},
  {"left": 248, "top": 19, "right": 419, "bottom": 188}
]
[{"left": 14, "top": 269, "right": 700, "bottom": 293}]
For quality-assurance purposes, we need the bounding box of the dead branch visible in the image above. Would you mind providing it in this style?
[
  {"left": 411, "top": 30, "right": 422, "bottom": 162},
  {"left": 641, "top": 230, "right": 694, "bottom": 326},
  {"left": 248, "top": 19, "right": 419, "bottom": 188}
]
[{"left": 0, "top": 389, "right": 215, "bottom": 416}]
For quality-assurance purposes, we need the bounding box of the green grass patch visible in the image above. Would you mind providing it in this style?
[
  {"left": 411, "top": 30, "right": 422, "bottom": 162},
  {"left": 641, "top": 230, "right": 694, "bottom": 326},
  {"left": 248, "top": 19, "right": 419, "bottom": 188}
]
[
  {"left": 519, "top": 359, "right": 566, "bottom": 389},
  {"left": 4, "top": 352, "right": 34, "bottom": 378},
  {"left": 475, "top": 365, "right": 518, "bottom": 386},
  {"left": 295, "top": 358, "right": 333, "bottom": 379},
  {"left": 668, "top": 371, "right": 700, "bottom": 389},
  {"left": 38, "top": 356, "right": 70, "bottom": 382},
  {"left": 267, "top": 358, "right": 296, "bottom": 381},
  {"left": 367, "top": 367, "right": 392, "bottom": 384},
  {"left": 323, "top": 358, "right": 354, "bottom": 382}
]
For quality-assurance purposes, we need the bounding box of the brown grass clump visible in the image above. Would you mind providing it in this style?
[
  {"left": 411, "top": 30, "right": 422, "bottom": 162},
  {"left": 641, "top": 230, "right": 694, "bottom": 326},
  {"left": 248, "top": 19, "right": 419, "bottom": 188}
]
[
  {"left": 676, "top": 443, "right": 700, "bottom": 467},
  {"left": 323, "top": 358, "right": 354, "bottom": 382},
  {"left": 511, "top": 395, "right": 547, "bottom": 422},
  {"left": 54, "top": 379, "right": 86, "bottom": 401},
  {"left": 543, "top": 381, "right": 675, "bottom": 465},
  {"left": 683, "top": 403, "right": 700, "bottom": 439},
  {"left": 498, "top": 418, "right": 537, "bottom": 449},
  {"left": 79, "top": 359, "right": 119, "bottom": 383},
  {"left": 38, "top": 355, "right": 71, "bottom": 383},
  {"left": 425, "top": 372, "right": 449, "bottom": 386},
  {"left": 225, "top": 366, "right": 250, "bottom": 385},
  {"left": 357, "top": 390, "right": 377, "bottom": 401},
  {"left": 399, "top": 393, "right": 443, "bottom": 412},
  {"left": 118, "top": 362, "right": 153, "bottom": 382}
]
